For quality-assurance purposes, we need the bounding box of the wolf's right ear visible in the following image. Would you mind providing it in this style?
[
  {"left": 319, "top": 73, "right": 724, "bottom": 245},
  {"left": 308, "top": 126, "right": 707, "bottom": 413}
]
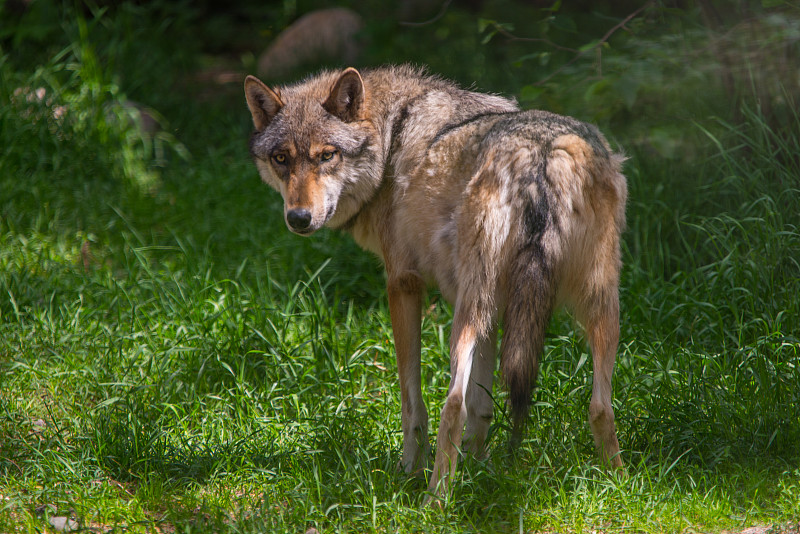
[
  {"left": 323, "top": 67, "right": 365, "bottom": 123},
  {"left": 244, "top": 75, "right": 283, "bottom": 130}
]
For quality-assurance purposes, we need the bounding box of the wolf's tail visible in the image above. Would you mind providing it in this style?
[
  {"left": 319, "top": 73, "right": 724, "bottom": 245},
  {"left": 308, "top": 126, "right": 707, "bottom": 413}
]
[{"left": 499, "top": 174, "right": 559, "bottom": 443}]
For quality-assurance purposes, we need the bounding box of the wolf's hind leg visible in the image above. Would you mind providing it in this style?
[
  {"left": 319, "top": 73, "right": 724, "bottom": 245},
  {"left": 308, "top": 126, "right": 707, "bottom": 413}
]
[
  {"left": 425, "top": 154, "right": 510, "bottom": 503},
  {"left": 463, "top": 326, "right": 497, "bottom": 459},
  {"left": 568, "top": 250, "right": 623, "bottom": 468},
  {"left": 427, "top": 309, "right": 478, "bottom": 502},
  {"left": 387, "top": 273, "right": 430, "bottom": 475},
  {"left": 583, "top": 296, "right": 623, "bottom": 468},
  {"left": 550, "top": 131, "right": 626, "bottom": 468}
]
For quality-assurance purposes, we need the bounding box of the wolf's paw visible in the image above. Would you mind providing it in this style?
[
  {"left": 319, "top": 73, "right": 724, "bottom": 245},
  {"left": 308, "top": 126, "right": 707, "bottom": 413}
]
[
  {"left": 398, "top": 441, "right": 431, "bottom": 477},
  {"left": 422, "top": 492, "right": 443, "bottom": 509},
  {"left": 397, "top": 456, "right": 429, "bottom": 478},
  {"left": 612, "top": 462, "right": 628, "bottom": 479}
]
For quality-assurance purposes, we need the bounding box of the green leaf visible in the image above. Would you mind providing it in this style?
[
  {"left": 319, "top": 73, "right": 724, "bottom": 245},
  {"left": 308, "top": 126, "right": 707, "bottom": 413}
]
[
  {"left": 520, "top": 85, "right": 545, "bottom": 102},
  {"left": 551, "top": 14, "right": 577, "bottom": 33},
  {"left": 583, "top": 78, "right": 611, "bottom": 102},
  {"left": 544, "top": 0, "right": 562, "bottom": 13},
  {"left": 512, "top": 52, "right": 550, "bottom": 68},
  {"left": 477, "top": 18, "right": 494, "bottom": 34},
  {"left": 578, "top": 39, "right": 601, "bottom": 53}
]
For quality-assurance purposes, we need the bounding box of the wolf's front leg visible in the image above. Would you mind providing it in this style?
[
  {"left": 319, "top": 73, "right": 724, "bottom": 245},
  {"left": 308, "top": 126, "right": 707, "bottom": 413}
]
[{"left": 387, "top": 273, "right": 429, "bottom": 474}]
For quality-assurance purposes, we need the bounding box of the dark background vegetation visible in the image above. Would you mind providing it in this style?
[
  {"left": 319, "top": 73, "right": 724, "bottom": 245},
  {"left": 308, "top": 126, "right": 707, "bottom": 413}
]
[{"left": 1, "top": 0, "right": 799, "bottom": 532}]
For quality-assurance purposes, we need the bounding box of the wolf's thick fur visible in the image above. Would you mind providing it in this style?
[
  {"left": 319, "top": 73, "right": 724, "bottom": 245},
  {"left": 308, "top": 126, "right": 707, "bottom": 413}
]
[{"left": 245, "top": 65, "right": 627, "bottom": 500}]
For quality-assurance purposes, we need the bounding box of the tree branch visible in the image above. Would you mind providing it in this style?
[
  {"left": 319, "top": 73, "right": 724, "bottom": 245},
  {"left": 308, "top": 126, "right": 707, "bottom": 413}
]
[
  {"left": 490, "top": 24, "right": 578, "bottom": 53},
  {"left": 532, "top": 1, "right": 655, "bottom": 86},
  {"left": 400, "top": 0, "right": 454, "bottom": 27}
]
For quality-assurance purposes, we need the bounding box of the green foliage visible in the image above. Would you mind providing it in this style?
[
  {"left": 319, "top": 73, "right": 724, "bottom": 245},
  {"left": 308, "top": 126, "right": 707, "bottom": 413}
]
[
  {"left": 619, "top": 101, "right": 800, "bottom": 467},
  {"left": 1, "top": 1, "right": 799, "bottom": 532}
]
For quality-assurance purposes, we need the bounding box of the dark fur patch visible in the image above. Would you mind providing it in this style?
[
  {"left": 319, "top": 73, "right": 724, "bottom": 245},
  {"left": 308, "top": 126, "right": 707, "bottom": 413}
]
[
  {"left": 389, "top": 99, "right": 416, "bottom": 156},
  {"left": 522, "top": 166, "right": 551, "bottom": 240},
  {"left": 481, "top": 111, "right": 610, "bottom": 161},
  {"left": 430, "top": 111, "right": 512, "bottom": 148}
]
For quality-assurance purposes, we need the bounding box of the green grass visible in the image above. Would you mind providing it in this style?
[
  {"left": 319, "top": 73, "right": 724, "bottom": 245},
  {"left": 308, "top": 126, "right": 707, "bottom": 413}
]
[{"left": 1, "top": 2, "right": 799, "bottom": 532}]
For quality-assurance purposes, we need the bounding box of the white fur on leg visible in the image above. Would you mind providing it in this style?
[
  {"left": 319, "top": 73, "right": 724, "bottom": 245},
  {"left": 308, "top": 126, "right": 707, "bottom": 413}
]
[
  {"left": 425, "top": 325, "right": 476, "bottom": 504},
  {"left": 462, "top": 329, "right": 496, "bottom": 459}
]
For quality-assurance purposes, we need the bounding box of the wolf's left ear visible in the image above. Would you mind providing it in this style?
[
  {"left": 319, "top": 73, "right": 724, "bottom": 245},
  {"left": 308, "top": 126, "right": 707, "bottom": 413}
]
[
  {"left": 323, "top": 67, "right": 365, "bottom": 123},
  {"left": 245, "top": 75, "right": 284, "bottom": 131}
]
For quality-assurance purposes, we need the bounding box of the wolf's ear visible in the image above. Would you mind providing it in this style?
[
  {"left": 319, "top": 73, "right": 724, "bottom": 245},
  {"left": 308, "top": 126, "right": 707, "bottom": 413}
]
[
  {"left": 323, "top": 67, "right": 365, "bottom": 123},
  {"left": 245, "top": 75, "right": 283, "bottom": 130}
]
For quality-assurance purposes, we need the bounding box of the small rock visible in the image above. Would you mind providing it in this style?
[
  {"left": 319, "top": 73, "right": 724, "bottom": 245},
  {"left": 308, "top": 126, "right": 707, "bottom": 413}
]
[
  {"left": 120, "top": 101, "right": 161, "bottom": 135},
  {"left": 257, "top": 8, "right": 363, "bottom": 79},
  {"left": 48, "top": 516, "right": 78, "bottom": 532}
]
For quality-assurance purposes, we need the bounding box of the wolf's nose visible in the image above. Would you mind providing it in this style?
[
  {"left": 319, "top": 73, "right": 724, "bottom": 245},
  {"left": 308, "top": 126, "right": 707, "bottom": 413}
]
[{"left": 286, "top": 208, "right": 313, "bottom": 231}]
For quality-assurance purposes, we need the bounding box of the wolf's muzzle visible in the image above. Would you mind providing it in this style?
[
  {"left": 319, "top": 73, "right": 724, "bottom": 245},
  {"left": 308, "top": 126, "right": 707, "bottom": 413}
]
[{"left": 286, "top": 208, "right": 313, "bottom": 232}]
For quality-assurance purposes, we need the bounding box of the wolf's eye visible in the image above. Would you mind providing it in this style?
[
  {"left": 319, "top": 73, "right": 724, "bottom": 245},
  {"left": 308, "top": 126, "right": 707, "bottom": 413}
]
[
  {"left": 272, "top": 154, "right": 287, "bottom": 165},
  {"left": 320, "top": 150, "right": 337, "bottom": 162}
]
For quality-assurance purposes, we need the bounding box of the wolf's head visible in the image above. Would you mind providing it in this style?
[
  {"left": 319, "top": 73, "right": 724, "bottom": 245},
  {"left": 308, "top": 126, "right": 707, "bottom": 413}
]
[{"left": 245, "top": 68, "right": 381, "bottom": 235}]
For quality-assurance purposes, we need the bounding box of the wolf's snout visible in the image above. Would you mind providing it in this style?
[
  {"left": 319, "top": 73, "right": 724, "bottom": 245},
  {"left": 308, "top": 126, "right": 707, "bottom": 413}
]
[{"left": 286, "top": 208, "right": 313, "bottom": 232}]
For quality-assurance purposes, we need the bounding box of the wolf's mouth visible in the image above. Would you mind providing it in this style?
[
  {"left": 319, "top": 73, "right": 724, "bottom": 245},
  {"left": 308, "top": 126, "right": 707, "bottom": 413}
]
[
  {"left": 289, "top": 226, "right": 317, "bottom": 237},
  {"left": 287, "top": 222, "right": 316, "bottom": 236}
]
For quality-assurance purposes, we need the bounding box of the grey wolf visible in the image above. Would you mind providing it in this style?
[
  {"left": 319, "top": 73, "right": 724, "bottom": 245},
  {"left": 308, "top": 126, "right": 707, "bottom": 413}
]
[{"left": 244, "top": 65, "right": 627, "bottom": 501}]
